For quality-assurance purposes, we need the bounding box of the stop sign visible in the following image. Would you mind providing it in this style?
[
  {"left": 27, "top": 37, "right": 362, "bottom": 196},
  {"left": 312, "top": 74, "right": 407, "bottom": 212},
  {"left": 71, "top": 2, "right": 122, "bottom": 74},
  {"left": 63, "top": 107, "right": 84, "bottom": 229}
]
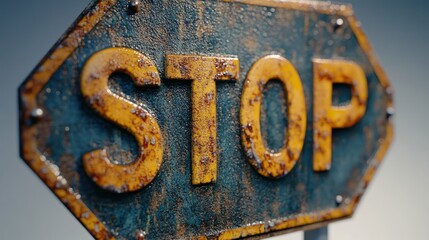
[{"left": 19, "top": 0, "right": 394, "bottom": 239}]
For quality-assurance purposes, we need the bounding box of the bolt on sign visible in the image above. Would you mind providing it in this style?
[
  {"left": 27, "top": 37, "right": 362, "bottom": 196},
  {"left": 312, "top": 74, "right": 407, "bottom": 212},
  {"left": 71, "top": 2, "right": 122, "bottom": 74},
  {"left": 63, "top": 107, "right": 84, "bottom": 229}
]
[{"left": 19, "top": 0, "right": 394, "bottom": 239}]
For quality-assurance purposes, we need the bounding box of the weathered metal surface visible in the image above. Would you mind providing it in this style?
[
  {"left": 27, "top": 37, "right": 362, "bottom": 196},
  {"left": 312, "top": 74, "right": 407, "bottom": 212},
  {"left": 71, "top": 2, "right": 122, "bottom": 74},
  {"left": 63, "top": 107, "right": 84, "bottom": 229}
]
[{"left": 18, "top": 0, "right": 394, "bottom": 239}]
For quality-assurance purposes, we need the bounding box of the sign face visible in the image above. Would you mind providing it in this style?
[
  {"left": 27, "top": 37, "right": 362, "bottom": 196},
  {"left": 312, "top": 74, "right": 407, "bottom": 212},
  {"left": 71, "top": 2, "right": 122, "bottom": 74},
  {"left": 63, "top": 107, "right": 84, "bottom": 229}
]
[{"left": 19, "top": 0, "right": 394, "bottom": 239}]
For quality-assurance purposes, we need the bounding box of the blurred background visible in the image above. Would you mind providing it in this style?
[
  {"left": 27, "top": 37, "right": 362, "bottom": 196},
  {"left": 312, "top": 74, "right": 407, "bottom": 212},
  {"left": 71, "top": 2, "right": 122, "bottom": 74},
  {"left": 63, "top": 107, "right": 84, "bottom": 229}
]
[{"left": 0, "top": 0, "right": 427, "bottom": 239}]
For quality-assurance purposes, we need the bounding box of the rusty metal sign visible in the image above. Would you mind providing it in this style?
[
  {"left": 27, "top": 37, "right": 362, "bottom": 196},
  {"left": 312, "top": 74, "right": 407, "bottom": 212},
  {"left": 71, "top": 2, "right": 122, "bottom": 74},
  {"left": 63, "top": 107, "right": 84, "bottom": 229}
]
[{"left": 19, "top": 0, "right": 394, "bottom": 239}]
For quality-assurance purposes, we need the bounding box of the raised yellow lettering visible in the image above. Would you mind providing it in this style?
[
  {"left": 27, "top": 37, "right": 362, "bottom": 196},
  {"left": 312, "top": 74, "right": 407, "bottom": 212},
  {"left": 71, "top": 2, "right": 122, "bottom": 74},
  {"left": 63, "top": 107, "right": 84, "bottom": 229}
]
[
  {"left": 240, "top": 55, "right": 307, "bottom": 178},
  {"left": 165, "top": 55, "right": 239, "bottom": 185},
  {"left": 313, "top": 59, "right": 368, "bottom": 171},
  {"left": 81, "top": 48, "right": 163, "bottom": 193}
]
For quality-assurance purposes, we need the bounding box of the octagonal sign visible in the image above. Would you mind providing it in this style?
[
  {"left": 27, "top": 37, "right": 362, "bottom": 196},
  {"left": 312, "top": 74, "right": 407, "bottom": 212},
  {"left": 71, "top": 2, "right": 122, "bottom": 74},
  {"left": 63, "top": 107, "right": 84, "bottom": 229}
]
[{"left": 19, "top": 0, "right": 394, "bottom": 239}]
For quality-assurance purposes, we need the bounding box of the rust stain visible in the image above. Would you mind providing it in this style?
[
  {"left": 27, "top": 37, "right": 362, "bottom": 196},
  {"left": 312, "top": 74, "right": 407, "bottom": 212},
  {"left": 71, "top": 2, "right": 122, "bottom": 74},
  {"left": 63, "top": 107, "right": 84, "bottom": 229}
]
[
  {"left": 242, "top": 37, "right": 258, "bottom": 53},
  {"left": 59, "top": 153, "right": 80, "bottom": 185}
]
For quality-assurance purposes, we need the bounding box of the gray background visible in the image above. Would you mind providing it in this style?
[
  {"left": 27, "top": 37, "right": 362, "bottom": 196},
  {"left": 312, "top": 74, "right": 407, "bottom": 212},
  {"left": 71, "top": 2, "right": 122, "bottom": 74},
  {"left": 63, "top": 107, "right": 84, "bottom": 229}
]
[{"left": 0, "top": 0, "right": 427, "bottom": 239}]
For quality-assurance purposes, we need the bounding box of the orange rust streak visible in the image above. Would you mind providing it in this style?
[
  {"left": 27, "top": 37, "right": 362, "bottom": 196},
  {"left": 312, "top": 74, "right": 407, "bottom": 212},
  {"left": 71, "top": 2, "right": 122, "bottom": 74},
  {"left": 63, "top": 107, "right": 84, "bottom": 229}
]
[
  {"left": 312, "top": 59, "right": 368, "bottom": 172},
  {"left": 165, "top": 55, "right": 240, "bottom": 185},
  {"left": 240, "top": 55, "right": 307, "bottom": 178},
  {"left": 81, "top": 48, "right": 163, "bottom": 193},
  {"left": 218, "top": 223, "right": 265, "bottom": 239}
]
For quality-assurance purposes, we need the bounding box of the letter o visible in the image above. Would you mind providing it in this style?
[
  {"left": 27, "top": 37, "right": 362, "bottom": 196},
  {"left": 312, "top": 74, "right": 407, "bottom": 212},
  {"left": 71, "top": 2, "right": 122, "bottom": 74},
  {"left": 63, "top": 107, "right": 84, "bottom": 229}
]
[{"left": 240, "top": 55, "right": 307, "bottom": 178}]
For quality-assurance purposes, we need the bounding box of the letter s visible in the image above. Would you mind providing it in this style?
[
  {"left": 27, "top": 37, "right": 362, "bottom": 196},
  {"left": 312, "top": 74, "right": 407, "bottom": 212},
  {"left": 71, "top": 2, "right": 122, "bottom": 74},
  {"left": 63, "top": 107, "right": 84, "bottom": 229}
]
[{"left": 81, "top": 47, "right": 163, "bottom": 193}]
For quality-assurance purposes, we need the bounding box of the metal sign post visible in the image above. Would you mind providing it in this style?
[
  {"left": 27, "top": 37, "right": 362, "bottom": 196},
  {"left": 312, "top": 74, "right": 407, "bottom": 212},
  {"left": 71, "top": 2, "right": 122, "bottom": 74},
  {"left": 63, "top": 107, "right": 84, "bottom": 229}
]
[{"left": 305, "top": 227, "right": 328, "bottom": 240}]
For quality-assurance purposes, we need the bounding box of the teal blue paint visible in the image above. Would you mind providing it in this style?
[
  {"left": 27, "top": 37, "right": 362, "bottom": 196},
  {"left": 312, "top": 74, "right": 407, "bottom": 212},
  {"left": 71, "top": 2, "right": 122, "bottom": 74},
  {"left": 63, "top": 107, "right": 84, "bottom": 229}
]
[{"left": 24, "top": 0, "right": 389, "bottom": 239}]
